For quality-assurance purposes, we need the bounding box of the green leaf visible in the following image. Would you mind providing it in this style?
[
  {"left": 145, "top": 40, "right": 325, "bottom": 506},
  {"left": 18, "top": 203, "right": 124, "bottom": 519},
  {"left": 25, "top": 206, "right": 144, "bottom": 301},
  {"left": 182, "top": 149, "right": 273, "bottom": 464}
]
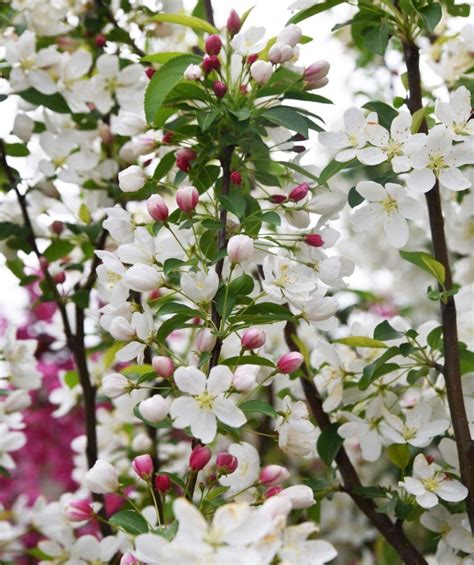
[
  {"left": 157, "top": 302, "right": 200, "bottom": 317},
  {"left": 348, "top": 186, "right": 364, "bottom": 208},
  {"left": 144, "top": 55, "right": 200, "bottom": 124},
  {"left": 222, "top": 355, "right": 275, "bottom": 368},
  {"left": 235, "top": 302, "right": 296, "bottom": 323},
  {"left": 352, "top": 486, "right": 387, "bottom": 498},
  {"left": 427, "top": 325, "right": 443, "bottom": 350},
  {"left": 4, "top": 143, "right": 29, "bottom": 157},
  {"left": 197, "top": 109, "right": 219, "bottom": 132},
  {"left": 459, "top": 349, "right": 474, "bottom": 375},
  {"left": 411, "top": 106, "right": 430, "bottom": 133},
  {"left": 387, "top": 444, "right": 410, "bottom": 470},
  {"left": 141, "top": 52, "right": 188, "bottom": 64},
  {"left": 153, "top": 151, "right": 176, "bottom": 180},
  {"left": 334, "top": 336, "right": 387, "bottom": 348},
  {"left": 43, "top": 240, "right": 75, "bottom": 262},
  {"left": 363, "top": 23, "right": 389, "bottom": 56},
  {"left": 109, "top": 510, "right": 149, "bottom": 535},
  {"left": 418, "top": 3, "right": 442, "bottom": 32},
  {"left": 362, "top": 101, "right": 398, "bottom": 129},
  {"left": 318, "top": 158, "right": 358, "bottom": 185},
  {"left": 359, "top": 347, "right": 400, "bottom": 390},
  {"left": 262, "top": 107, "right": 308, "bottom": 137},
  {"left": 228, "top": 274, "right": 254, "bottom": 296},
  {"left": 239, "top": 399, "right": 278, "bottom": 418},
  {"left": 156, "top": 313, "right": 196, "bottom": 342},
  {"left": 373, "top": 320, "right": 405, "bottom": 341},
  {"left": 399, "top": 250, "right": 445, "bottom": 284},
  {"left": 287, "top": 0, "right": 344, "bottom": 24},
  {"left": 64, "top": 370, "right": 79, "bottom": 389},
  {"left": 279, "top": 160, "right": 320, "bottom": 183},
  {"left": 19, "top": 88, "right": 71, "bottom": 113},
  {"left": 150, "top": 13, "right": 218, "bottom": 34},
  {"left": 318, "top": 423, "right": 344, "bottom": 466},
  {"left": 219, "top": 192, "right": 246, "bottom": 219}
]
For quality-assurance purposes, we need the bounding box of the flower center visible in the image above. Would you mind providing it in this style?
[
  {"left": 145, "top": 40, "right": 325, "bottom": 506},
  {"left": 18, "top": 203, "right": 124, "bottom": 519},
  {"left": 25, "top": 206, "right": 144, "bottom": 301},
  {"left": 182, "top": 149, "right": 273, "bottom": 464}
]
[
  {"left": 402, "top": 425, "right": 417, "bottom": 440},
  {"left": 421, "top": 476, "right": 440, "bottom": 492},
  {"left": 382, "top": 196, "right": 398, "bottom": 215},
  {"left": 385, "top": 139, "right": 403, "bottom": 158},
  {"left": 428, "top": 154, "right": 447, "bottom": 173},
  {"left": 196, "top": 390, "right": 216, "bottom": 410}
]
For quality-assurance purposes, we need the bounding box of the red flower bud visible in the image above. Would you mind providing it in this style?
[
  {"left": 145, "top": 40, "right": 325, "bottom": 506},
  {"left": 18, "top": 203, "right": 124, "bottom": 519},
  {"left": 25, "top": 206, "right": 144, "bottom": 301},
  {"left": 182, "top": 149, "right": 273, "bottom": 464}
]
[
  {"left": 264, "top": 486, "right": 283, "bottom": 498},
  {"left": 216, "top": 452, "right": 238, "bottom": 474},
  {"left": 205, "top": 34, "right": 222, "bottom": 56},
  {"left": 289, "top": 182, "right": 310, "bottom": 202},
  {"left": 176, "top": 148, "right": 197, "bottom": 162},
  {"left": 155, "top": 474, "right": 171, "bottom": 493},
  {"left": 293, "top": 145, "right": 306, "bottom": 153},
  {"left": 241, "top": 328, "right": 266, "bottom": 350},
  {"left": 304, "top": 234, "right": 324, "bottom": 247},
  {"left": 270, "top": 194, "right": 287, "bottom": 204},
  {"left": 145, "top": 68, "right": 156, "bottom": 80},
  {"left": 227, "top": 10, "right": 241, "bottom": 36},
  {"left": 259, "top": 465, "right": 290, "bottom": 486},
  {"left": 51, "top": 220, "right": 64, "bottom": 235},
  {"left": 189, "top": 445, "right": 212, "bottom": 471},
  {"left": 213, "top": 80, "right": 227, "bottom": 98},
  {"left": 176, "top": 156, "right": 191, "bottom": 172},
  {"left": 162, "top": 131, "right": 174, "bottom": 144},
  {"left": 246, "top": 54, "right": 259, "bottom": 66},
  {"left": 95, "top": 34, "right": 106, "bottom": 48},
  {"left": 230, "top": 171, "right": 242, "bottom": 185},
  {"left": 54, "top": 271, "right": 66, "bottom": 284},
  {"left": 202, "top": 55, "right": 221, "bottom": 74}
]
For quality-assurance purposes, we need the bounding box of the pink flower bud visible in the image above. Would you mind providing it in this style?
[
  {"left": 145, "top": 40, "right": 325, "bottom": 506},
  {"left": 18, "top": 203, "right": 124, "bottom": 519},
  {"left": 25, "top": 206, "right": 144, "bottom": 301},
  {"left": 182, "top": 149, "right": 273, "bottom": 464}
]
[
  {"left": 227, "top": 10, "right": 241, "bottom": 35},
  {"left": 241, "top": 328, "right": 266, "bottom": 350},
  {"left": 268, "top": 42, "right": 294, "bottom": 64},
  {"left": 230, "top": 171, "right": 242, "bottom": 185},
  {"left": 184, "top": 64, "right": 202, "bottom": 81},
  {"left": 139, "top": 395, "right": 169, "bottom": 423},
  {"left": 176, "top": 156, "right": 191, "bottom": 172},
  {"left": 196, "top": 327, "right": 217, "bottom": 352},
  {"left": 63, "top": 499, "right": 94, "bottom": 522},
  {"left": 176, "top": 185, "right": 199, "bottom": 213},
  {"left": 95, "top": 34, "right": 107, "bottom": 48},
  {"left": 304, "top": 60, "right": 330, "bottom": 80},
  {"left": 277, "top": 352, "right": 304, "bottom": 374},
  {"left": 120, "top": 553, "right": 140, "bottom": 565},
  {"left": 202, "top": 55, "right": 221, "bottom": 74},
  {"left": 176, "top": 148, "right": 197, "bottom": 162},
  {"left": 155, "top": 473, "right": 171, "bottom": 493},
  {"left": 259, "top": 465, "right": 290, "bottom": 486},
  {"left": 216, "top": 452, "right": 238, "bottom": 474},
  {"left": 147, "top": 194, "right": 169, "bottom": 222},
  {"left": 304, "top": 234, "right": 324, "bottom": 247},
  {"left": 246, "top": 54, "right": 259, "bottom": 66},
  {"left": 205, "top": 34, "right": 222, "bottom": 56},
  {"left": 145, "top": 67, "right": 156, "bottom": 80},
  {"left": 189, "top": 445, "right": 212, "bottom": 471},
  {"left": 213, "top": 80, "right": 228, "bottom": 98},
  {"left": 152, "top": 356, "right": 174, "bottom": 378},
  {"left": 51, "top": 220, "right": 64, "bottom": 234},
  {"left": 227, "top": 234, "right": 254, "bottom": 263},
  {"left": 132, "top": 454, "right": 154, "bottom": 480},
  {"left": 289, "top": 182, "right": 309, "bottom": 202},
  {"left": 270, "top": 194, "right": 287, "bottom": 204},
  {"left": 264, "top": 486, "right": 283, "bottom": 498}
]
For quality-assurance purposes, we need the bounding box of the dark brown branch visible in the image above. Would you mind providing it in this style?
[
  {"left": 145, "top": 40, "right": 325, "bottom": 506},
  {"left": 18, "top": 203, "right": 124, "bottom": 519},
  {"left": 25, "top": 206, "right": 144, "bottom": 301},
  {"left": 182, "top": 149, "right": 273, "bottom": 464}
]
[
  {"left": 402, "top": 41, "right": 474, "bottom": 530},
  {"left": 284, "top": 321, "right": 426, "bottom": 565}
]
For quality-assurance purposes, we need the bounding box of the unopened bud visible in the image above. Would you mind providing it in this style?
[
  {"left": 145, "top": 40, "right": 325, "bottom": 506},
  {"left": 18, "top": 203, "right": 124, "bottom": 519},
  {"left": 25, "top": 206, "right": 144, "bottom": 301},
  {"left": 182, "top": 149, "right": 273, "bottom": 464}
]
[
  {"left": 189, "top": 445, "right": 212, "bottom": 471},
  {"left": 241, "top": 328, "right": 266, "bottom": 350},
  {"left": 216, "top": 452, "right": 238, "bottom": 474},
  {"left": 155, "top": 473, "right": 171, "bottom": 493},
  {"left": 132, "top": 454, "right": 154, "bottom": 480},
  {"left": 277, "top": 352, "right": 304, "bottom": 374},
  {"left": 147, "top": 194, "right": 169, "bottom": 222},
  {"left": 259, "top": 465, "right": 290, "bottom": 486}
]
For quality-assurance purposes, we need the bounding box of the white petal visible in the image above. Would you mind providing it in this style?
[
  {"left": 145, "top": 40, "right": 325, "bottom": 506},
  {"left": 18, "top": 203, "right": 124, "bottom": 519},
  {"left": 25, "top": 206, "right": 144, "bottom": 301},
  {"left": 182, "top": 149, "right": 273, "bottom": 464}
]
[
  {"left": 390, "top": 111, "right": 412, "bottom": 141},
  {"left": 191, "top": 409, "right": 217, "bottom": 443},
  {"left": 384, "top": 213, "right": 409, "bottom": 248},
  {"left": 335, "top": 148, "right": 357, "bottom": 162},
  {"left": 174, "top": 366, "right": 206, "bottom": 394},
  {"left": 97, "top": 54, "right": 119, "bottom": 78},
  {"left": 115, "top": 341, "right": 144, "bottom": 362},
  {"left": 416, "top": 491, "right": 438, "bottom": 509},
  {"left": 355, "top": 181, "right": 386, "bottom": 201},
  {"left": 173, "top": 498, "right": 207, "bottom": 544},
  {"left": 318, "top": 131, "right": 347, "bottom": 148},
  {"left": 344, "top": 107, "right": 365, "bottom": 132},
  {"left": 398, "top": 197, "right": 424, "bottom": 221},
  {"left": 213, "top": 397, "right": 247, "bottom": 428},
  {"left": 439, "top": 168, "right": 471, "bottom": 192},
  {"left": 357, "top": 146, "right": 387, "bottom": 165},
  {"left": 207, "top": 365, "right": 233, "bottom": 394},
  {"left": 437, "top": 480, "right": 468, "bottom": 502},
  {"left": 366, "top": 124, "right": 389, "bottom": 147},
  {"left": 406, "top": 168, "right": 436, "bottom": 193},
  {"left": 170, "top": 397, "right": 199, "bottom": 428},
  {"left": 402, "top": 477, "right": 425, "bottom": 496}
]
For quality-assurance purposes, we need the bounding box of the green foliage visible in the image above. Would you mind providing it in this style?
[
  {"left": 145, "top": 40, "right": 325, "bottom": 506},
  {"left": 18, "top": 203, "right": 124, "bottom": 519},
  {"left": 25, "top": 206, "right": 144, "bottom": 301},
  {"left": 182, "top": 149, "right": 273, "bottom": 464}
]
[
  {"left": 318, "top": 423, "right": 344, "bottom": 466},
  {"left": 150, "top": 13, "right": 218, "bottom": 34},
  {"left": 109, "top": 510, "right": 149, "bottom": 534},
  {"left": 399, "top": 250, "right": 446, "bottom": 285}
]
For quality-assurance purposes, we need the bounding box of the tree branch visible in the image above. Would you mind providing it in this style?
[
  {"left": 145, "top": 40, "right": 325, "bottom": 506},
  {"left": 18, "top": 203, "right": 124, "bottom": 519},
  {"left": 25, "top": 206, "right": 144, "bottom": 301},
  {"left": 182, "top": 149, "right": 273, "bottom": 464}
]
[
  {"left": 402, "top": 41, "right": 474, "bottom": 530},
  {"left": 284, "top": 321, "right": 426, "bottom": 564}
]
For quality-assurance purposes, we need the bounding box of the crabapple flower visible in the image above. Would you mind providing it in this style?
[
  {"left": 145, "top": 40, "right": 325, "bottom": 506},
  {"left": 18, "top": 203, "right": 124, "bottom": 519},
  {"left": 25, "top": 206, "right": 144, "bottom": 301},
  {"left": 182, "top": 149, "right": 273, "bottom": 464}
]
[
  {"left": 147, "top": 194, "right": 169, "bottom": 221},
  {"left": 405, "top": 124, "right": 473, "bottom": 193},
  {"left": 102, "top": 373, "right": 129, "bottom": 399},
  {"left": 139, "top": 395, "right": 169, "bottom": 423},
  {"left": 170, "top": 365, "right": 246, "bottom": 443},
  {"left": 181, "top": 268, "right": 219, "bottom": 303},
  {"left": 380, "top": 403, "right": 450, "bottom": 447},
  {"left": 269, "top": 42, "right": 295, "bottom": 64},
  {"left": 227, "top": 234, "right": 254, "bottom": 263},
  {"left": 84, "top": 460, "right": 119, "bottom": 494},
  {"left": 262, "top": 255, "right": 317, "bottom": 303},
  {"left": 318, "top": 107, "right": 378, "bottom": 162},
  {"left": 231, "top": 27, "right": 266, "bottom": 56},
  {"left": 260, "top": 465, "right": 290, "bottom": 486},
  {"left": 420, "top": 506, "right": 473, "bottom": 556},
  {"left": 250, "top": 60, "right": 273, "bottom": 84},
  {"left": 435, "top": 86, "right": 474, "bottom": 140},
  {"left": 279, "top": 523, "right": 337, "bottom": 564},
  {"left": 63, "top": 500, "right": 94, "bottom": 522},
  {"left": 276, "top": 396, "right": 317, "bottom": 457},
  {"left": 123, "top": 264, "right": 162, "bottom": 292},
  {"left": 219, "top": 442, "right": 260, "bottom": 497},
  {"left": 351, "top": 181, "right": 424, "bottom": 248},
  {"left": 2, "top": 327, "right": 42, "bottom": 390},
  {"left": 0, "top": 424, "right": 26, "bottom": 470},
  {"left": 358, "top": 111, "right": 412, "bottom": 170},
  {"left": 118, "top": 165, "right": 146, "bottom": 192},
  {"left": 279, "top": 485, "right": 315, "bottom": 509},
  {"left": 278, "top": 24, "right": 302, "bottom": 47},
  {"left": 304, "top": 60, "right": 330, "bottom": 89},
  {"left": 399, "top": 454, "right": 468, "bottom": 508}
]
